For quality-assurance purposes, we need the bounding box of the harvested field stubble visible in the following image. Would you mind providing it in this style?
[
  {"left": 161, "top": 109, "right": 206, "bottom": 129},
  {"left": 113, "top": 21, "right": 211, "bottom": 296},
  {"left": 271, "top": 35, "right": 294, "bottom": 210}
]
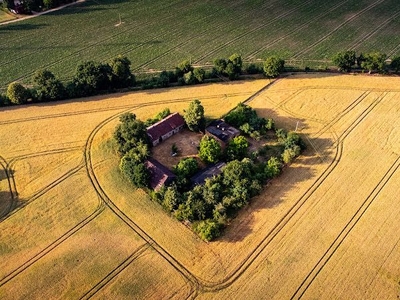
[{"left": 0, "top": 76, "right": 399, "bottom": 298}]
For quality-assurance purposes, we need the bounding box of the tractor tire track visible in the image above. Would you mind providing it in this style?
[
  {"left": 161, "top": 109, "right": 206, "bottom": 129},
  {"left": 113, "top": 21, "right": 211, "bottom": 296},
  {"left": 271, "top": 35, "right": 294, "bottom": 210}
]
[
  {"left": 197, "top": 89, "right": 386, "bottom": 292},
  {"left": 291, "top": 155, "right": 400, "bottom": 299},
  {"left": 0, "top": 155, "right": 17, "bottom": 220},
  {"left": 348, "top": 9, "right": 400, "bottom": 51},
  {"left": 292, "top": 0, "right": 386, "bottom": 59},
  {"left": 83, "top": 103, "right": 200, "bottom": 297},
  {"left": 246, "top": 0, "right": 351, "bottom": 60},
  {"left": 0, "top": 199, "right": 105, "bottom": 287},
  {"left": 80, "top": 243, "right": 150, "bottom": 300},
  {"left": 193, "top": 0, "right": 315, "bottom": 64}
]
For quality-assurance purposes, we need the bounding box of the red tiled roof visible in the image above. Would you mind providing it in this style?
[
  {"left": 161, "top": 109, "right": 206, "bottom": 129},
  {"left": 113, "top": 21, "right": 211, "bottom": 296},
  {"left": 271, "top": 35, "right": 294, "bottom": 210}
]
[
  {"left": 144, "top": 158, "right": 176, "bottom": 190},
  {"left": 146, "top": 112, "right": 185, "bottom": 143}
]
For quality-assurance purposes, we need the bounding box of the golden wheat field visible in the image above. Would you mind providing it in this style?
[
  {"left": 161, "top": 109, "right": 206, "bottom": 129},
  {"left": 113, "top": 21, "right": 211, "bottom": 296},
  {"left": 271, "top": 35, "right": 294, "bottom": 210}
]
[{"left": 0, "top": 75, "right": 399, "bottom": 299}]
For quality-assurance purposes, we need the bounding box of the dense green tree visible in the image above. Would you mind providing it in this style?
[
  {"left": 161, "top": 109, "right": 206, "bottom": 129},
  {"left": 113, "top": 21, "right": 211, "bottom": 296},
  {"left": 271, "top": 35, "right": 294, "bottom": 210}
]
[
  {"left": 7, "top": 82, "right": 29, "bottom": 104},
  {"left": 183, "top": 71, "right": 195, "bottom": 85},
  {"left": 32, "top": 69, "right": 65, "bottom": 101},
  {"left": 199, "top": 135, "right": 222, "bottom": 164},
  {"left": 177, "top": 60, "right": 193, "bottom": 75},
  {"left": 213, "top": 58, "right": 227, "bottom": 75},
  {"left": 222, "top": 159, "right": 253, "bottom": 187},
  {"left": 202, "top": 177, "right": 223, "bottom": 206},
  {"left": 72, "top": 61, "right": 112, "bottom": 96},
  {"left": 361, "top": 52, "right": 387, "bottom": 74},
  {"left": 225, "top": 135, "right": 249, "bottom": 161},
  {"left": 264, "top": 157, "right": 281, "bottom": 178},
  {"left": 183, "top": 99, "right": 205, "bottom": 132},
  {"left": 193, "top": 68, "right": 205, "bottom": 83},
  {"left": 162, "top": 184, "right": 182, "bottom": 212},
  {"left": 157, "top": 71, "right": 170, "bottom": 87},
  {"left": 109, "top": 55, "right": 134, "bottom": 88},
  {"left": 114, "top": 113, "right": 148, "bottom": 155},
  {"left": 193, "top": 219, "right": 221, "bottom": 241},
  {"left": 119, "top": 157, "right": 149, "bottom": 188},
  {"left": 390, "top": 56, "right": 400, "bottom": 73},
  {"left": 282, "top": 145, "right": 301, "bottom": 164},
  {"left": 332, "top": 50, "right": 356, "bottom": 72},
  {"left": 263, "top": 56, "right": 285, "bottom": 78},
  {"left": 174, "top": 157, "right": 199, "bottom": 178}
]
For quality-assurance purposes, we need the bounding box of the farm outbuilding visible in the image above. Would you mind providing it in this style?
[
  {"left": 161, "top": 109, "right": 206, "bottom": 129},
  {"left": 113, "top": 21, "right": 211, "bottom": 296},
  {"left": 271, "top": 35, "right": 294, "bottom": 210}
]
[
  {"left": 191, "top": 162, "right": 226, "bottom": 185},
  {"left": 144, "top": 157, "right": 176, "bottom": 191},
  {"left": 146, "top": 112, "right": 185, "bottom": 146},
  {"left": 205, "top": 119, "right": 240, "bottom": 145}
]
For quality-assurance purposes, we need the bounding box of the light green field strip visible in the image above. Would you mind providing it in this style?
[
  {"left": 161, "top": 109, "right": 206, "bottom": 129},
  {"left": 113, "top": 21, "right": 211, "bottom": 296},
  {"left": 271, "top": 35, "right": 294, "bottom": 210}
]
[{"left": 0, "top": 10, "right": 15, "bottom": 23}]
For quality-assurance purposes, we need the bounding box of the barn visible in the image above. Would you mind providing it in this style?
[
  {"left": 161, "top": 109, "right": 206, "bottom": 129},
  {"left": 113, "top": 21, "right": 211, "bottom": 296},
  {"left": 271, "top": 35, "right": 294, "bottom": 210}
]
[{"left": 146, "top": 112, "right": 185, "bottom": 147}]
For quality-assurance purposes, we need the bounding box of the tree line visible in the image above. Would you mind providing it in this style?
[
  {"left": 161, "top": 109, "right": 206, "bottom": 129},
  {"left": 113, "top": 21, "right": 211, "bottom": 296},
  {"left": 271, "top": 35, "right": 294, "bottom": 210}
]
[
  {"left": 0, "top": 53, "right": 285, "bottom": 107},
  {"left": 113, "top": 101, "right": 304, "bottom": 241},
  {"left": 332, "top": 50, "right": 400, "bottom": 74},
  {"left": 3, "top": 0, "right": 77, "bottom": 14}
]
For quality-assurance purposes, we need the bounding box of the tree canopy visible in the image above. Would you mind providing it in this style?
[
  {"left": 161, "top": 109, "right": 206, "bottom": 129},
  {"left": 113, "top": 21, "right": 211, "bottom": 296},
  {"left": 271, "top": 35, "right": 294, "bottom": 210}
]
[
  {"left": 263, "top": 56, "right": 285, "bottom": 77},
  {"left": 7, "top": 82, "right": 29, "bottom": 105},
  {"left": 361, "top": 52, "right": 387, "bottom": 73},
  {"left": 32, "top": 69, "right": 65, "bottom": 101},
  {"left": 199, "top": 135, "right": 222, "bottom": 164},
  {"left": 184, "top": 99, "right": 206, "bottom": 132},
  {"left": 332, "top": 50, "right": 356, "bottom": 72}
]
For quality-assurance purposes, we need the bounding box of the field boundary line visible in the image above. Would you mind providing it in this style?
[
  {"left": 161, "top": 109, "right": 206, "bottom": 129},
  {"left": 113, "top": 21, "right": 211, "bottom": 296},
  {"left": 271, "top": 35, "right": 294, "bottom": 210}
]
[
  {"left": 291, "top": 155, "right": 400, "bottom": 299},
  {"left": 292, "top": 0, "right": 386, "bottom": 59}
]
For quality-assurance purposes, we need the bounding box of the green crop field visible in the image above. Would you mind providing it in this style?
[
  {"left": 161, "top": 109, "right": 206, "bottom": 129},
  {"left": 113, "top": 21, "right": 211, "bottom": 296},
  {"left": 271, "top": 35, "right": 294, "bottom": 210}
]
[{"left": 1, "top": 0, "right": 400, "bottom": 89}]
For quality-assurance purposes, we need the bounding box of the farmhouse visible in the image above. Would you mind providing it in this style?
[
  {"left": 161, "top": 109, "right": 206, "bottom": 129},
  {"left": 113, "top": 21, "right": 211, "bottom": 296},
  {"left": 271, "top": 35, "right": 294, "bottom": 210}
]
[
  {"left": 191, "top": 162, "right": 226, "bottom": 185},
  {"left": 146, "top": 112, "right": 185, "bottom": 146},
  {"left": 144, "top": 157, "right": 176, "bottom": 191},
  {"left": 206, "top": 119, "right": 240, "bottom": 145}
]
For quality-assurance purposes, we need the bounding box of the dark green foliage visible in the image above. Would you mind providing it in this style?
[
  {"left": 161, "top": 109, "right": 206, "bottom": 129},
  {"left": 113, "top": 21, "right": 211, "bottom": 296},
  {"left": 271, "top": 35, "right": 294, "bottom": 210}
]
[
  {"left": 390, "top": 56, "right": 400, "bottom": 73},
  {"left": 177, "top": 60, "right": 193, "bottom": 74},
  {"left": 114, "top": 112, "right": 149, "bottom": 155},
  {"left": 72, "top": 61, "right": 112, "bottom": 96},
  {"left": 361, "top": 52, "right": 387, "bottom": 73},
  {"left": 213, "top": 53, "right": 242, "bottom": 80},
  {"left": 224, "top": 103, "right": 266, "bottom": 135},
  {"left": 119, "top": 156, "right": 150, "bottom": 188},
  {"left": 277, "top": 131, "right": 303, "bottom": 164},
  {"left": 193, "top": 219, "right": 221, "bottom": 241},
  {"left": 265, "top": 118, "right": 275, "bottom": 130},
  {"left": 222, "top": 159, "right": 253, "bottom": 187},
  {"left": 174, "top": 157, "right": 199, "bottom": 190},
  {"left": 263, "top": 56, "right": 285, "bottom": 77},
  {"left": 157, "top": 71, "right": 171, "bottom": 87},
  {"left": 225, "top": 135, "right": 249, "bottom": 161},
  {"left": 332, "top": 50, "right": 356, "bottom": 72},
  {"left": 199, "top": 135, "right": 222, "bottom": 164},
  {"left": 193, "top": 68, "right": 205, "bottom": 83},
  {"left": 161, "top": 184, "right": 182, "bottom": 212},
  {"left": 174, "top": 157, "right": 199, "bottom": 178},
  {"left": 264, "top": 156, "right": 281, "bottom": 179},
  {"left": 245, "top": 63, "right": 263, "bottom": 74},
  {"left": 184, "top": 99, "right": 206, "bottom": 132},
  {"left": 7, "top": 82, "right": 29, "bottom": 104},
  {"left": 32, "top": 69, "right": 65, "bottom": 101},
  {"left": 183, "top": 71, "right": 195, "bottom": 85},
  {"left": 109, "top": 55, "right": 135, "bottom": 88},
  {"left": 145, "top": 107, "right": 170, "bottom": 127}
]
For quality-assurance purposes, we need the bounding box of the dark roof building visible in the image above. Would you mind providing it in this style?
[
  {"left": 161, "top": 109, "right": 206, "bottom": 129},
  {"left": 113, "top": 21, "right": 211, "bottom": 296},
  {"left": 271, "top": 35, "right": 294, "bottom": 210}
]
[
  {"left": 145, "top": 158, "right": 176, "bottom": 191},
  {"left": 191, "top": 162, "right": 226, "bottom": 185},
  {"left": 146, "top": 112, "right": 185, "bottom": 146},
  {"left": 205, "top": 119, "right": 240, "bottom": 144}
]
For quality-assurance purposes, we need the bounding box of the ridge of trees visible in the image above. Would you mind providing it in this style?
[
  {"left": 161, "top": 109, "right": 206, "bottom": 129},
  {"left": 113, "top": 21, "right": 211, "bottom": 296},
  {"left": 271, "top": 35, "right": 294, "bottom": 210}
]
[{"left": 113, "top": 102, "right": 304, "bottom": 241}]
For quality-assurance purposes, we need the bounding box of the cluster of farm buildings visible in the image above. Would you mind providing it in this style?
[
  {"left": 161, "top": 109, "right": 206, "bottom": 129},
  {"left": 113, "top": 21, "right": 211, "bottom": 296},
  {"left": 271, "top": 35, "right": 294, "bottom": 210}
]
[{"left": 144, "top": 112, "right": 239, "bottom": 190}]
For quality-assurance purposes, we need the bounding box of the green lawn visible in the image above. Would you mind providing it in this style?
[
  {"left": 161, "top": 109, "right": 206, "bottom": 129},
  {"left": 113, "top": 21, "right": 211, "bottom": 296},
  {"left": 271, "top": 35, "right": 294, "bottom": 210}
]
[{"left": 1, "top": 0, "right": 400, "bottom": 91}]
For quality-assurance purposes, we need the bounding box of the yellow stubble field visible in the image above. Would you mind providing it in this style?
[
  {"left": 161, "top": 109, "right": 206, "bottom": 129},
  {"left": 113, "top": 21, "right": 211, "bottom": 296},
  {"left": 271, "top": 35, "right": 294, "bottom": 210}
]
[{"left": 1, "top": 74, "right": 399, "bottom": 299}]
